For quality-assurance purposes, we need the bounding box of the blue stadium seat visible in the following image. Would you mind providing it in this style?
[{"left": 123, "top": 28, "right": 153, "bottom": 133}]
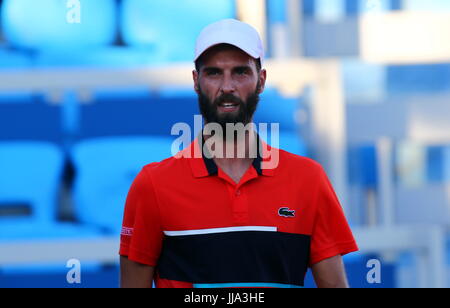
[
  {"left": 0, "top": 142, "right": 63, "bottom": 223},
  {"left": 0, "top": 142, "right": 101, "bottom": 241},
  {"left": 1, "top": 0, "right": 116, "bottom": 50},
  {"left": 121, "top": 0, "right": 235, "bottom": 62},
  {"left": 79, "top": 91, "right": 199, "bottom": 139},
  {"left": 0, "top": 96, "right": 62, "bottom": 143},
  {"left": 71, "top": 136, "right": 175, "bottom": 234}
]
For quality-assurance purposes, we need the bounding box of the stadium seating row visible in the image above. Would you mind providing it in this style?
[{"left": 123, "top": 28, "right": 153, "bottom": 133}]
[
  {"left": 0, "top": 137, "right": 178, "bottom": 240},
  {"left": 0, "top": 0, "right": 235, "bottom": 67},
  {"left": 0, "top": 87, "right": 303, "bottom": 140}
]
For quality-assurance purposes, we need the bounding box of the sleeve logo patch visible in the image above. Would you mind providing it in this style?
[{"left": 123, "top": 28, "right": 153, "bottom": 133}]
[
  {"left": 278, "top": 207, "right": 296, "bottom": 218},
  {"left": 121, "top": 227, "right": 134, "bottom": 236}
]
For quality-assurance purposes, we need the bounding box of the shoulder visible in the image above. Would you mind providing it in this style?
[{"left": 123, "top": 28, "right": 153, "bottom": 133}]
[
  {"left": 139, "top": 154, "right": 189, "bottom": 183},
  {"left": 141, "top": 154, "right": 182, "bottom": 173}
]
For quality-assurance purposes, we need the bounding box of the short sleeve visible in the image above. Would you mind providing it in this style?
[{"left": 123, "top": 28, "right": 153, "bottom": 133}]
[
  {"left": 309, "top": 167, "right": 358, "bottom": 266},
  {"left": 119, "top": 166, "right": 163, "bottom": 267}
]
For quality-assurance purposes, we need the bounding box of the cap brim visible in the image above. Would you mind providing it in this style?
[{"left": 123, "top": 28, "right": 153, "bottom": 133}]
[{"left": 194, "top": 41, "right": 261, "bottom": 62}]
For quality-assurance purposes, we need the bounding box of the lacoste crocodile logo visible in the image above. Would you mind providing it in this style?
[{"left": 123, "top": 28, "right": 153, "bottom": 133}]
[{"left": 278, "top": 207, "right": 295, "bottom": 218}]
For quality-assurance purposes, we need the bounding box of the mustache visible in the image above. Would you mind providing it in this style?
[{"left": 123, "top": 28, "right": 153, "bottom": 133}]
[{"left": 214, "top": 93, "right": 244, "bottom": 105}]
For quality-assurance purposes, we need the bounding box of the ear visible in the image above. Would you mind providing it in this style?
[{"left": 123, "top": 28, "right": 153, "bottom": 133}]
[
  {"left": 193, "top": 70, "right": 200, "bottom": 94},
  {"left": 257, "top": 69, "right": 267, "bottom": 94}
]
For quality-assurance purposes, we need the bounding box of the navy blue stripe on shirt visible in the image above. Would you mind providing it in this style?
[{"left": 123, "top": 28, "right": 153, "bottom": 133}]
[{"left": 157, "top": 229, "right": 311, "bottom": 287}]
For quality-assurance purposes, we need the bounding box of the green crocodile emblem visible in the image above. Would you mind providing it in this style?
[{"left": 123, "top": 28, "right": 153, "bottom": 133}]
[{"left": 278, "top": 207, "right": 295, "bottom": 218}]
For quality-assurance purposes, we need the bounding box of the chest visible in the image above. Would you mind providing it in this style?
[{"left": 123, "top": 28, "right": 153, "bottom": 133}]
[{"left": 155, "top": 177, "right": 316, "bottom": 236}]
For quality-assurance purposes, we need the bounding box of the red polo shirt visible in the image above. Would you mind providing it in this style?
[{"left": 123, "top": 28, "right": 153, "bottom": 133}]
[{"left": 120, "top": 137, "right": 358, "bottom": 288}]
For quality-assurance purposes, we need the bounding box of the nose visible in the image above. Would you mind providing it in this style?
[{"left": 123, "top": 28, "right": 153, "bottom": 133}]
[{"left": 220, "top": 73, "right": 236, "bottom": 94}]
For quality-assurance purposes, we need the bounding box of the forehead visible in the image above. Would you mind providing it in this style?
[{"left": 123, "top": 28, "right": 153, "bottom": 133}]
[{"left": 199, "top": 45, "right": 256, "bottom": 69}]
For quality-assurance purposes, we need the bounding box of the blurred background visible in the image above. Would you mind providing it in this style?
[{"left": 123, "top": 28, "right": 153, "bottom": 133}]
[{"left": 0, "top": 0, "right": 449, "bottom": 288}]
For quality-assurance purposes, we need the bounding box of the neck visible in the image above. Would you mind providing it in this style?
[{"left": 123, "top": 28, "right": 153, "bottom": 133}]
[
  {"left": 203, "top": 125, "right": 258, "bottom": 161},
  {"left": 203, "top": 127, "right": 258, "bottom": 184}
]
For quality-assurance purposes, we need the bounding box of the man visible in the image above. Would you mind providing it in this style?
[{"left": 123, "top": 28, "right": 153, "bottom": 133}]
[{"left": 120, "top": 19, "right": 358, "bottom": 288}]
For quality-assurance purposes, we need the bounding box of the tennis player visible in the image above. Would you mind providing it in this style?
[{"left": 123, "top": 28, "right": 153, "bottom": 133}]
[{"left": 119, "top": 19, "right": 358, "bottom": 288}]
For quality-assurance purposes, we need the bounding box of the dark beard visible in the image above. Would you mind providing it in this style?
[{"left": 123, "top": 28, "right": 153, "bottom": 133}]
[{"left": 197, "top": 83, "right": 260, "bottom": 134}]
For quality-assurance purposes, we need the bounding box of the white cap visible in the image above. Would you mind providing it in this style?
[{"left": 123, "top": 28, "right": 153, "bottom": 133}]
[{"left": 194, "top": 19, "right": 264, "bottom": 65}]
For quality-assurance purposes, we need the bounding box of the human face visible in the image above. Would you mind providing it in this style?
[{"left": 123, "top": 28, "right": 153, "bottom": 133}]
[{"left": 193, "top": 46, "right": 266, "bottom": 129}]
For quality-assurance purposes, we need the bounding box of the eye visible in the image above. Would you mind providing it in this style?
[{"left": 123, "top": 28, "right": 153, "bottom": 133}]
[
  {"left": 235, "top": 67, "right": 250, "bottom": 76},
  {"left": 204, "top": 68, "right": 221, "bottom": 76}
]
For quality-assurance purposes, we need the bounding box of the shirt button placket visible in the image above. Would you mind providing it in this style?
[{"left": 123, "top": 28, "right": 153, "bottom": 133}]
[{"left": 233, "top": 187, "right": 248, "bottom": 225}]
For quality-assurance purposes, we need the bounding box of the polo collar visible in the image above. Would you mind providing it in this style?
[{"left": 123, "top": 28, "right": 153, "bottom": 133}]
[{"left": 187, "top": 132, "right": 276, "bottom": 178}]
